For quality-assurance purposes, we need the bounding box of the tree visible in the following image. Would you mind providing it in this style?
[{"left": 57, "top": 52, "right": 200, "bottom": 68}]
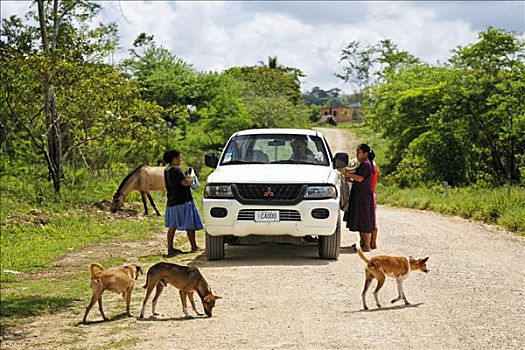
[
  {"left": 1, "top": 1, "right": 162, "bottom": 192},
  {"left": 124, "top": 37, "right": 253, "bottom": 169},
  {"left": 337, "top": 39, "right": 420, "bottom": 104},
  {"left": 124, "top": 35, "right": 195, "bottom": 108},
  {"left": 364, "top": 28, "right": 525, "bottom": 186},
  {"left": 226, "top": 66, "right": 310, "bottom": 128},
  {"left": 375, "top": 39, "right": 420, "bottom": 79},
  {"left": 336, "top": 41, "right": 376, "bottom": 101},
  {"left": 259, "top": 56, "right": 279, "bottom": 69},
  {"left": 447, "top": 27, "right": 525, "bottom": 184},
  {"left": 302, "top": 87, "right": 342, "bottom": 106}
]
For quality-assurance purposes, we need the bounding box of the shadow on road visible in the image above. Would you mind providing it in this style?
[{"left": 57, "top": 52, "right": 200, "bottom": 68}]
[
  {"left": 340, "top": 245, "right": 360, "bottom": 255},
  {"left": 190, "top": 243, "right": 334, "bottom": 268},
  {"left": 75, "top": 312, "right": 132, "bottom": 326},
  {"left": 349, "top": 302, "right": 424, "bottom": 313},
  {"left": 136, "top": 315, "right": 204, "bottom": 322}
]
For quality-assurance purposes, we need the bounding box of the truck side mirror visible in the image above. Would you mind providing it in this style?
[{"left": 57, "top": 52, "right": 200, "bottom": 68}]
[
  {"left": 333, "top": 152, "right": 349, "bottom": 169},
  {"left": 205, "top": 152, "right": 219, "bottom": 169}
]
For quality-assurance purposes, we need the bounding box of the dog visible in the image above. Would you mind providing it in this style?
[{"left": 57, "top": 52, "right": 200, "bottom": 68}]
[
  {"left": 357, "top": 248, "right": 429, "bottom": 310},
  {"left": 139, "top": 262, "right": 221, "bottom": 319},
  {"left": 83, "top": 263, "right": 142, "bottom": 323}
]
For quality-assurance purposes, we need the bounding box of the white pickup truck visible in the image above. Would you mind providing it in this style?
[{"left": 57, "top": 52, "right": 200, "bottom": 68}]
[{"left": 202, "top": 128, "right": 348, "bottom": 260}]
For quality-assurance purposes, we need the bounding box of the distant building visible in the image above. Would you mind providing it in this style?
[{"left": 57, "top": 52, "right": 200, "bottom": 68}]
[{"left": 319, "top": 103, "right": 362, "bottom": 122}]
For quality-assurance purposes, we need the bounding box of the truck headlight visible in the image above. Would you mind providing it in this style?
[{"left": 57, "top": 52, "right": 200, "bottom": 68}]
[
  {"left": 304, "top": 185, "right": 337, "bottom": 199},
  {"left": 205, "top": 184, "right": 234, "bottom": 198}
]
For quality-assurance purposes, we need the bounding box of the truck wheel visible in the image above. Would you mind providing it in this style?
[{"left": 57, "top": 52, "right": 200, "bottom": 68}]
[
  {"left": 318, "top": 216, "right": 341, "bottom": 260},
  {"left": 206, "top": 233, "right": 225, "bottom": 261}
]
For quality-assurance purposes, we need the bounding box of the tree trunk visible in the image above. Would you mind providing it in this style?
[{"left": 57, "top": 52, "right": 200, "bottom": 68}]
[
  {"left": 469, "top": 102, "right": 508, "bottom": 184},
  {"left": 38, "top": 0, "right": 62, "bottom": 193},
  {"left": 509, "top": 114, "right": 520, "bottom": 183},
  {"left": 45, "top": 84, "right": 62, "bottom": 192}
]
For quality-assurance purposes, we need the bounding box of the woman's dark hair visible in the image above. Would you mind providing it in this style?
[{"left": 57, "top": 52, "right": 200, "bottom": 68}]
[
  {"left": 163, "top": 149, "right": 180, "bottom": 164},
  {"left": 358, "top": 143, "right": 376, "bottom": 170}
]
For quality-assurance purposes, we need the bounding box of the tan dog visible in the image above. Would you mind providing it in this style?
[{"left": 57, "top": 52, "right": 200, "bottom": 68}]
[
  {"left": 139, "top": 262, "right": 221, "bottom": 319},
  {"left": 83, "top": 263, "right": 142, "bottom": 323},
  {"left": 357, "top": 248, "right": 429, "bottom": 310}
]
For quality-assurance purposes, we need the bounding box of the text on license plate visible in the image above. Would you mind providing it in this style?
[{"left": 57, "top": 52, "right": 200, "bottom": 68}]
[{"left": 255, "top": 211, "right": 280, "bottom": 222}]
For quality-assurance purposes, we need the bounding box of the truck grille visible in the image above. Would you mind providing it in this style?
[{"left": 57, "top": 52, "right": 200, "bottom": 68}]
[
  {"left": 234, "top": 184, "right": 305, "bottom": 205},
  {"left": 237, "top": 209, "right": 302, "bottom": 221}
]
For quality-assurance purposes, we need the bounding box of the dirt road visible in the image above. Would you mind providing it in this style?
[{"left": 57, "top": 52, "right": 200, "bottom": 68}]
[{"left": 2, "top": 128, "right": 524, "bottom": 350}]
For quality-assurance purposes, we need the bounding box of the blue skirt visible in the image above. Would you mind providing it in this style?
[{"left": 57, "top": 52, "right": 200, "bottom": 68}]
[{"left": 165, "top": 201, "right": 204, "bottom": 231}]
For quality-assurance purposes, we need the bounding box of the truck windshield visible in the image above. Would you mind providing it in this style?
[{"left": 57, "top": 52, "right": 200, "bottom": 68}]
[{"left": 220, "top": 134, "right": 329, "bottom": 166}]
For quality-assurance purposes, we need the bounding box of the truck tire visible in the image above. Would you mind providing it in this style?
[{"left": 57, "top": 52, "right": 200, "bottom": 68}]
[
  {"left": 206, "top": 233, "right": 225, "bottom": 260},
  {"left": 318, "top": 216, "right": 341, "bottom": 260}
]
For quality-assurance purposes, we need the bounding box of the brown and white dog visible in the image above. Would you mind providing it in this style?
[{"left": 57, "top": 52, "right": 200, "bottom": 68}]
[
  {"left": 83, "top": 263, "right": 142, "bottom": 323},
  {"left": 357, "top": 248, "right": 429, "bottom": 310},
  {"left": 139, "top": 262, "right": 221, "bottom": 319}
]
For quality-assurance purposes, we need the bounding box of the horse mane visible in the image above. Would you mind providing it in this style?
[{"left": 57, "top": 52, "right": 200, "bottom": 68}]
[{"left": 114, "top": 164, "right": 146, "bottom": 197}]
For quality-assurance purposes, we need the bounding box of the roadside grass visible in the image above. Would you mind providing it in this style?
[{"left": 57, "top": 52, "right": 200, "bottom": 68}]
[
  {"left": 0, "top": 235, "right": 203, "bottom": 338},
  {"left": 1, "top": 216, "right": 163, "bottom": 281},
  {"left": 333, "top": 121, "right": 525, "bottom": 235},
  {"left": 0, "top": 167, "right": 205, "bottom": 336},
  {"left": 377, "top": 184, "right": 525, "bottom": 235}
]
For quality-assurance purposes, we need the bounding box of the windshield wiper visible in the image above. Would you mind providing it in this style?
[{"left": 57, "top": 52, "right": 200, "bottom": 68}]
[
  {"left": 222, "top": 160, "right": 266, "bottom": 165},
  {"left": 271, "top": 160, "right": 313, "bottom": 164}
]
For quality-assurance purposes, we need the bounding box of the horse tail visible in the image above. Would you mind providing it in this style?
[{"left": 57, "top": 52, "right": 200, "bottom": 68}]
[
  {"left": 113, "top": 164, "right": 147, "bottom": 197},
  {"left": 90, "top": 263, "right": 105, "bottom": 277}
]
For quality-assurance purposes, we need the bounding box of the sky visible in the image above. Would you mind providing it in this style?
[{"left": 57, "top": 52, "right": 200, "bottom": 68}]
[{"left": 2, "top": 1, "right": 524, "bottom": 93}]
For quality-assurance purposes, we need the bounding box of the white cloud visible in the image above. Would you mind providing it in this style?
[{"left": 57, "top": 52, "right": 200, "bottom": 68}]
[
  {"left": 0, "top": 0, "right": 31, "bottom": 19},
  {"left": 2, "top": 1, "right": 521, "bottom": 93}
]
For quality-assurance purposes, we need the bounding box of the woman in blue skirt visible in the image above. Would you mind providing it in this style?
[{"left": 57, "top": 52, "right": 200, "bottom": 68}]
[{"left": 163, "top": 149, "right": 203, "bottom": 256}]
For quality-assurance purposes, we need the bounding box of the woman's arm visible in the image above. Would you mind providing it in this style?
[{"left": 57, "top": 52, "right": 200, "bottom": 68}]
[
  {"left": 346, "top": 173, "right": 365, "bottom": 182},
  {"left": 345, "top": 160, "right": 372, "bottom": 183}
]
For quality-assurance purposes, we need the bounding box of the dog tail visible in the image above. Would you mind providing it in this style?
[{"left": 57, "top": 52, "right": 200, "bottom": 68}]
[
  {"left": 90, "top": 263, "right": 105, "bottom": 277},
  {"left": 142, "top": 270, "right": 150, "bottom": 289},
  {"left": 356, "top": 247, "right": 370, "bottom": 265}
]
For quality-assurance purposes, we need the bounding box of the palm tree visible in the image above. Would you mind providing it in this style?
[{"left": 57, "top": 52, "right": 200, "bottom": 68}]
[{"left": 258, "top": 56, "right": 279, "bottom": 69}]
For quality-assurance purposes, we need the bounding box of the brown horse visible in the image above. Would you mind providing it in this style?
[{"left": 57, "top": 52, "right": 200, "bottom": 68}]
[{"left": 111, "top": 165, "right": 166, "bottom": 216}]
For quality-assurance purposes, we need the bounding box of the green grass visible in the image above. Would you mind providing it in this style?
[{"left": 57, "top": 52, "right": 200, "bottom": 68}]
[
  {"left": 1, "top": 216, "right": 163, "bottom": 280},
  {"left": 0, "top": 256, "right": 131, "bottom": 337},
  {"left": 0, "top": 166, "right": 205, "bottom": 335},
  {"left": 377, "top": 183, "right": 525, "bottom": 235},
  {"left": 1, "top": 165, "right": 205, "bottom": 278}
]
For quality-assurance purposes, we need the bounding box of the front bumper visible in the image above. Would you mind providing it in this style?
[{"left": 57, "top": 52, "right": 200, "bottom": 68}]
[{"left": 202, "top": 198, "right": 339, "bottom": 237}]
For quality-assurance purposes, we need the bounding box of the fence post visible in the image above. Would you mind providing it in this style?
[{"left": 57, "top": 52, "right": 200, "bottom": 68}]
[{"left": 441, "top": 181, "right": 449, "bottom": 197}]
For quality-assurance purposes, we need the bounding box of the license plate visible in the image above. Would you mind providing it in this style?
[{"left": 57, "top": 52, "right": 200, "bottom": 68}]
[{"left": 255, "top": 210, "right": 280, "bottom": 222}]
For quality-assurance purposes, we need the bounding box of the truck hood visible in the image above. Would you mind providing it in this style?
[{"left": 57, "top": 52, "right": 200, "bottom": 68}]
[{"left": 206, "top": 164, "right": 335, "bottom": 184}]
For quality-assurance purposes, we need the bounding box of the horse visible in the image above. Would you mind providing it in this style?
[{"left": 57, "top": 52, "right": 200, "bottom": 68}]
[
  {"left": 316, "top": 115, "right": 338, "bottom": 126},
  {"left": 111, "top": 165, "right": 166, "bottom": 216}
]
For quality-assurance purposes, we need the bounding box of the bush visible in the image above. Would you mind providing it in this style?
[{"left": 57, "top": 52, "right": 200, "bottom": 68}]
[{"left": 392, "top": 130, "right": 466, "bottom": 187}]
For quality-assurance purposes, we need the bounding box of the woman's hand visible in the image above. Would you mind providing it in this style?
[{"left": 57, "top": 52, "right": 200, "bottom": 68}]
[{"left": 181, "top": 176, "right": 194, "bottom": 186}]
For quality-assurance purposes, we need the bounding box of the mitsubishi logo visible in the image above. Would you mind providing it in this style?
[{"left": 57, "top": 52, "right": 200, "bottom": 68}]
[{"left": 263, "top": 187, "right": 274, "bottom": 197}]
